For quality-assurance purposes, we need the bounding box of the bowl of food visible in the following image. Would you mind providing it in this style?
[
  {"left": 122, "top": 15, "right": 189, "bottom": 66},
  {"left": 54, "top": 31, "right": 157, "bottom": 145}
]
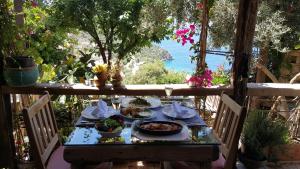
[
  {"left": 120, "top": 107, "right": 154, "bottom": 120},
  {"left": 135, "top": 121, "right": 183, "bottom": 136},
  {"left": 129, "top": 98, "right": 151, "bottom": 107},
  {"left": 95, "top": 115, "right": 124, "bottom": 138},
  {"left": 121, "top": 97, "right": 161, "bottom": 109}
]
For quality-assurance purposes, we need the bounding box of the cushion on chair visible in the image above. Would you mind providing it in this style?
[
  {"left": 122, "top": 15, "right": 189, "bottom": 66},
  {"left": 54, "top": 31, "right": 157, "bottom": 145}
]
[
  {"left": 47, "top": 146, "right": 113, "bottom": 169},
  {"left": 211, "top": 153, "right": 225, "bottom": 169},
  {"left": 47, "top": 146, "right": 71, "bottom": 169}
]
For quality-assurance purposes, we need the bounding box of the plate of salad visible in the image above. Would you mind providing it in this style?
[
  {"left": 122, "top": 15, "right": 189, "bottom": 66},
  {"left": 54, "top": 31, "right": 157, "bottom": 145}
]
[{"left": 95, "top": 115, "right": 124, "bottom": 138}]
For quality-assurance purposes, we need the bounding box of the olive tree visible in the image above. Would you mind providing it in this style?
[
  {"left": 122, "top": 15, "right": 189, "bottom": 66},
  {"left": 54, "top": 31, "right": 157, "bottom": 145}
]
[{"left": 53, "top": 0, "right": 171, "bottom": 67}]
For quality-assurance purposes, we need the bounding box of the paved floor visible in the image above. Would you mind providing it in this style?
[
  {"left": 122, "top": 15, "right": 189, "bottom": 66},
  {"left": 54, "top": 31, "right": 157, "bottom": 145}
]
[{"left": 112, "top": 161, "right": 300, "bottom": 169}]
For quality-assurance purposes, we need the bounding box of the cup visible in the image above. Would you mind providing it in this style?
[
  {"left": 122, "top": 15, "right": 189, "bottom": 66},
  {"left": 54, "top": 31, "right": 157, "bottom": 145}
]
[
  {"left": 165, "top": 86, "right": 173, "bottom": 97},
  {"left": 111, "top": 96, "right": 121, "bottom": 110}
]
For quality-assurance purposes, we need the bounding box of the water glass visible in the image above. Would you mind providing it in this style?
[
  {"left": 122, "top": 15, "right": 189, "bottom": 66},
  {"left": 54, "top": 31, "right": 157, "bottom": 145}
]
[
  {"left": 111, "top": 96, "right": 121, "bottom": 110},
  {"left": 165, "top": 86, "right": 173, "bottom": 97}
]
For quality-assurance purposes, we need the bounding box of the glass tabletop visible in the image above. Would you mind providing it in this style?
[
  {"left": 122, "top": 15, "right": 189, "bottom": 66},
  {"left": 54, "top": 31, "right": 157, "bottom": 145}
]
[
  {"left": 65, "top": 97, "right": 219, "bottom": 146},
  {"left": 64, "top": 124, "right": 219, "bottom": 146}
]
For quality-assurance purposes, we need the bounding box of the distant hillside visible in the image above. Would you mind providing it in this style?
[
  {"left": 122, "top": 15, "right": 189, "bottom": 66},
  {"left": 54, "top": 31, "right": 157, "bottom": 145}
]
[{"left": 129, "top": 44, "right": 172, "bottom": 62}]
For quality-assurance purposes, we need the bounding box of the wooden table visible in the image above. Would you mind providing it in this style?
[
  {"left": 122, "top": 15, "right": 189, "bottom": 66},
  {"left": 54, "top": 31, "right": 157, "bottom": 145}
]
[
  {"left": 64, "top": 126, "right": 219, "bottom": 169},
  {"left": 64, "top": 120, "right": 220, "bottom": 169}
]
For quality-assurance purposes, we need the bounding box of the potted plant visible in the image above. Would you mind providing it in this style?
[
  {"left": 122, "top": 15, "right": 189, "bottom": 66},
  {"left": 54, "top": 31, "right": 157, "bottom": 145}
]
[
  {"left": 1, "top": 1, "right": 41, "bottom": 86},
  {"left": 111, "top": 62, "right": 123, "bottom": 88},
  {"left": 92, "top": 63, "right": 108, "bottom": 88},
  {"left": 186, "top": 68, "right": 212, "bottom": 88},
  {"left": 240, "top": 110, "right": 289, "bottom": 168}
]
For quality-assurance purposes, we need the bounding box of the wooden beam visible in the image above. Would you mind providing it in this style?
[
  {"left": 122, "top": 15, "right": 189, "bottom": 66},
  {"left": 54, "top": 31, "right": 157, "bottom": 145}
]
[
  {"left": 0, "top": 92, "right": 16, "bottom": 168},
  {"left": 232, "top": 0, "right": 258, "bottom": 105}
]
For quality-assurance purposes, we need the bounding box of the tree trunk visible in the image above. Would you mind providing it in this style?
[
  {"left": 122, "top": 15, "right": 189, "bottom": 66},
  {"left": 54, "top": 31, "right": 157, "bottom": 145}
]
[
  {"left": 256, "top": 44, "right": 269, "bottom": 83},
  {"left": 232, "top": 0, "right": 259, "bottom": 105},
  {"left": 197, "top": 0, "right": 209, "bottom": 72}
]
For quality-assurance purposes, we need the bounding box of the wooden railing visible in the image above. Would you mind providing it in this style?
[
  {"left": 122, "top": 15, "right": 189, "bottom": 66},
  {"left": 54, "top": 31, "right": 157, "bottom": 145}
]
[{"left": 1, "top": 83, "right": 300, "bottom": 96}]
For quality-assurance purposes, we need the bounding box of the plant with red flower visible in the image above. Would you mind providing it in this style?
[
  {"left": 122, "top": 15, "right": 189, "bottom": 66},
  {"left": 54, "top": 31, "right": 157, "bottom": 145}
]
[
  {"left": 174, "top": 24, "right": 196, "bottom": 46},
  {"left": 186, "top": 68, "right": 213, "bottom": 87}
]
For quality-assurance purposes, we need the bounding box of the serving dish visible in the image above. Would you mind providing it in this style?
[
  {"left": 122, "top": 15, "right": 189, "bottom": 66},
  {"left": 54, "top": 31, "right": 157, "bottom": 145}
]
[
  {"left": 120, "top": 107, "right": 154, "bottom": 120},
  {"left": 135, "top": 121, "right": 183, "bottom": 136}
]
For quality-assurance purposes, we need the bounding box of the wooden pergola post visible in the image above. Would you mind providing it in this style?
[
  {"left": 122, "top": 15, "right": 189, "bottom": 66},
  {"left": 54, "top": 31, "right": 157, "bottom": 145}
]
[
  {"left": 233, "top": 0, "right": 259, "bottom": 105},
  {"left": 0, "top": 0, "right": 23, "bottom": 168}
]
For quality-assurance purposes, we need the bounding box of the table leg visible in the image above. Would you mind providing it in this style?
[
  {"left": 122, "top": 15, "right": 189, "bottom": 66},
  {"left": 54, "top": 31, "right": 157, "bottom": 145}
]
[
  {"left": 198, "top": 161, "right": 211, "bottom": 169},
  {"left": 71, "top": 163, "right": 85, "bottom": 169}
]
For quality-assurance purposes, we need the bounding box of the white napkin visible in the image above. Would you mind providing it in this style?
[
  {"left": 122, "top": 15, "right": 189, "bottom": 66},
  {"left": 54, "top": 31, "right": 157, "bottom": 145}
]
[
  {"left": 172, "top": 102, "right": 189, "bottom": 118},
  {"left": 91, "top": 99, "right": 110, "bottom": 118}
]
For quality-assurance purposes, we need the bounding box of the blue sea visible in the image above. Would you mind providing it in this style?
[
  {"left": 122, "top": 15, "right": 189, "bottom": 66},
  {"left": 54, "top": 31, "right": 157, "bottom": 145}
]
[{"left": 156, "top": 39, "right": 230, "bottom": 74}]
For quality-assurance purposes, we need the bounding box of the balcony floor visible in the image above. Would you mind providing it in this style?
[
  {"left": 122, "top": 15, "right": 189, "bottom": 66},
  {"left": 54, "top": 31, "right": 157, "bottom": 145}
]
[{"left": 111, "top": 161, "right": 300, "bottom": 169}]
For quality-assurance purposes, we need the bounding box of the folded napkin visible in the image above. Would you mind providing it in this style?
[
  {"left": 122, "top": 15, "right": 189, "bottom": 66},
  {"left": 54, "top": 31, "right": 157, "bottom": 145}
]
[
  {"left": 172, "top": 102, "right": 189, "bottom": 118},
  {"left": 91, "top": 99, "right": 111, "bottom": 119}
]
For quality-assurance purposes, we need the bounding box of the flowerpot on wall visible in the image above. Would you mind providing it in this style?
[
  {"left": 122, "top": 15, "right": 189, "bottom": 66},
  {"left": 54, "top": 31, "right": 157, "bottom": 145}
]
[
  {"left": 95, "top": 73, "right": 108, "bottom": 88},
  {"left": 4, "top": 56, "right": 39, "bottom": 87},
  {"left": 238, "top": 151, "right": 267, "bottom": 169},
  {"left": 112, "top": 80, "right": 122, "bottom": 88}
]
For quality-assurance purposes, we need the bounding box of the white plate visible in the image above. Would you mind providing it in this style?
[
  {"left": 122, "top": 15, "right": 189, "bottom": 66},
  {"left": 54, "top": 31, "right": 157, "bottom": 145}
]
[
  {"left": 120, "top": 110, "right": 155, "bottom": 121},
  {"left": 162, "top": 105, "right": 197, "bottom": 119},
  {"left": 81, "top": 106, "right": 116, "bottom": 120},
  {"left": 121, "top": 97, "right": 161, "bottom": 108}
]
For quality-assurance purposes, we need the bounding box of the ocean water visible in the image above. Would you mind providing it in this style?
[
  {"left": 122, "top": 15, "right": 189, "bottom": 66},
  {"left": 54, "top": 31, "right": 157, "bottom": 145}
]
[{"left": 156, "top": 39, "right": 230, "bottom": 74}]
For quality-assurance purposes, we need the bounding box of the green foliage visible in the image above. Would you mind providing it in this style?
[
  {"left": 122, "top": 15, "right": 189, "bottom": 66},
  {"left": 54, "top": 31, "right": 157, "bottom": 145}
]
[
  {"left": 125, "top": 60, "right": 187, "bottom": 84},
  {"left": 0, "top": 0, "right": 14, "bottom": 59},
  {"left": 52, "top": 0, "right": 171, "bottom": 64},
  {"left": 170, "top": 0, "right": 215, "bottom": 24},
  {"left": 242, "top": 110, "right": 289, "bottom": 161},
  {"left": 211, "top": 65, "right": 230, "bottom": 85},
  {"left": 209, "top": 0, "right": 237, "bottom": 48},
  {"left": 210, "top": 0, "right": 291, "bottom": 51}
]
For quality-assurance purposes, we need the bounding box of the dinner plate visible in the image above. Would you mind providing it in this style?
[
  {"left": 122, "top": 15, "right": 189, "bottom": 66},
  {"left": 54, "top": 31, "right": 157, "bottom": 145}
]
[
  {"left": 120, "top": 108, "right": 155, "bottom": 121},
  {"left": 162, "top": 105, "right": 197, "bottom": 119},
  {"left": 135, "top": 121, "right": 183, "bottom": 136},
  {"left": 81, "top": 106, "right": 116, "bottom": 120},
  {"left": 121, "top": 97, "right": 161, "bottom": 108}
]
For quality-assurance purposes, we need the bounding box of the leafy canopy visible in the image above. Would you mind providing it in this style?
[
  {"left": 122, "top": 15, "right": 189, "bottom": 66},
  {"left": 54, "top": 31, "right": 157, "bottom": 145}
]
[{"left": 53, "top": 0, "right": 171, "bottom": 65}]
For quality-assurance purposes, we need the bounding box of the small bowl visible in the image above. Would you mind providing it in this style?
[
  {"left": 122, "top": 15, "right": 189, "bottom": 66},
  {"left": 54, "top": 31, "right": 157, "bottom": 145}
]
[
  {"left": 95, "top": 115, "right": 124, "bottom": 138},
  {"left": 99, "top": 130, "right": 122, "bottom": 138}
]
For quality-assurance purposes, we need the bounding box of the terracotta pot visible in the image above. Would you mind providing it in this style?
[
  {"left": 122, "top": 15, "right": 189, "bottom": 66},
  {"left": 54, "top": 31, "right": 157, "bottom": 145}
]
[
  {"left": 95, "top": 73, "right": 108, "bottom": 88},
  {"left": 238, "top": 150, "right": 267, "bottom": 169},
  {"left": 270, "top": 144, "right": 300, "bottom": 161},
  {"left": 188, "top": 81, "right": 197, "bottom": 87},
  {"left": 112, "top": 79, "right": 122, "bottom": 88}
]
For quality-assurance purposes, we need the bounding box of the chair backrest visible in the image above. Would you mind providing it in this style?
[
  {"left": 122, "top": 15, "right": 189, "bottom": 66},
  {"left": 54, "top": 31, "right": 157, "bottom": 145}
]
[
  {"left": 23, "top": 91, "right": 60, "bottom": 169},
  {"left": 213, "top": 93, "right": 247, "bottom": 169}
]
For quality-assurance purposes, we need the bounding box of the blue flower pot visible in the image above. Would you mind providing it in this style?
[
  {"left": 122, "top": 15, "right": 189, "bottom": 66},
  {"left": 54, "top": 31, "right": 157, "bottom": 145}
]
[{"left": 4, "top": 65, "right": 39, "bottom": 87}]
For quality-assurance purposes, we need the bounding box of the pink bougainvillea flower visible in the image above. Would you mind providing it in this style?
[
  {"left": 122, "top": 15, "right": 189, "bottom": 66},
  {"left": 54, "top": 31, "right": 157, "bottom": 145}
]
[
  {"left": 186, "top": 69, "right": 213, "bottom": 87},
  {"left": 196, "top": 2, "right": 204, "bottom": 9},
  {"left": 190, "top": 24, "right": 195, "bottom": 31}
]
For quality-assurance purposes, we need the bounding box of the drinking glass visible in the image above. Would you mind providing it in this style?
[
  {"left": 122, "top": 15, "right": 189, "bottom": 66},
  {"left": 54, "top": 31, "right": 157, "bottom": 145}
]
[
  {"left": 164, "top": 86, "right": 173, "bottom": 98},
  {"left": 111, "top": 95, "right": 121, "bottom": 110}
]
